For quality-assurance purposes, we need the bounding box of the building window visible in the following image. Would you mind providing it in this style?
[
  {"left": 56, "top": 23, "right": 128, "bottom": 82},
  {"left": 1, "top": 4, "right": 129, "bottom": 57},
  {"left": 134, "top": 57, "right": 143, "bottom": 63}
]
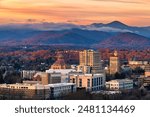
[
  {"left": 101, "top": 77, "right": 103, "bottom": 84},
  {"left": 87, "top": 79, "right": 90, "bottom": 87},
  {"left": 96, "top": 78, "right": 99, "bottom": 85},
  {"left": 94, "top": 78, "right": 97, "bottom": 86},
  {"left": 99, "top": 77, "right": 101, "bottom": 85},
  {"left": 73, "top": 78, "right": 75, "bottom": 83},
  {"left": 79, "top": 79, "right": 82, "bottom": 87}
]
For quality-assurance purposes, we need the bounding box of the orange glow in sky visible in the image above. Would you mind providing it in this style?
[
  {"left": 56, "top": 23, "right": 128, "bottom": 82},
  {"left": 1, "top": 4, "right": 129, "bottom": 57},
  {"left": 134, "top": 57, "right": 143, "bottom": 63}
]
[{"left": 0, "top": 0, "right": 150, "bottom": 26}]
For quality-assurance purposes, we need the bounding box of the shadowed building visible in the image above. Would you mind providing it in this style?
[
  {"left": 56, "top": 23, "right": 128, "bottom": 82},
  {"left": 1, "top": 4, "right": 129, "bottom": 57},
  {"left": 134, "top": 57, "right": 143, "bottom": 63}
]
[{"left": 33, "top": 72, "right": 61, "bottom": 85}]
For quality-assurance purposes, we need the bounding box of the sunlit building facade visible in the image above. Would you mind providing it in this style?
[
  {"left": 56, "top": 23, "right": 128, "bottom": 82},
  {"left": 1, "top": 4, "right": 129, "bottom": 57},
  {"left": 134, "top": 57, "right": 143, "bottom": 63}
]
[
  {"left": 109, "top": 51, "right": 120, "bottom": 74},
  {"left": 106, "top": 79, "right": 133, "bottom": 90},
  {"left": 69, "top": 73, "right": 105, "bottom": 91},
  {"left": 79, "top": 50, "right": 102, "bottom": 74}
]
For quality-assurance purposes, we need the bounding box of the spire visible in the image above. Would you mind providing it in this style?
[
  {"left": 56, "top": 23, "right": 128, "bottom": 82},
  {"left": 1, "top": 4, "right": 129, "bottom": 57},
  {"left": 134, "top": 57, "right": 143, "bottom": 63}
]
[{"left": 114, "top": 50, "right": 118, "bottom": 57}]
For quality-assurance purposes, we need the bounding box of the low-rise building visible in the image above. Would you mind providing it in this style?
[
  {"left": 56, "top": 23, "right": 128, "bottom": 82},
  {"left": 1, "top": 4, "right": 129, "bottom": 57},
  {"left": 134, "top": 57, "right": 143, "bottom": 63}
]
[
  {"left": 143, "top": 77, "right": 150, "bottom": 86},
  {"left": 0, "top": 83, "right": 76, "bottom": 99},
  {"left": 47, "top": 83, "right": 76, "bottom": 99},
  {"left": 69, "top": 73, "right": 105, "bottom": 91},
  {"left": 106, "top": 79, "right": 133, "bottom": 90},
  {"left": 21, "top": 70, "right": 38, "bottom": 79},
  {"left": 46, "top": 69, "right": 76, "bottom": 83},
  {"left": 33, "top": 72, "right": 61, "bottom": 85},
  {"left": 0, "top": 83, "right": 49, "bottom": 99},
  {"left": 0, "top": 83, "right": 45, "bottom": 90},
  {"left": 129, "top": 60, "right": 149, "bottom": 69},
  {"left": 129, "top": 61, "right": 148, "bottom": 65}
]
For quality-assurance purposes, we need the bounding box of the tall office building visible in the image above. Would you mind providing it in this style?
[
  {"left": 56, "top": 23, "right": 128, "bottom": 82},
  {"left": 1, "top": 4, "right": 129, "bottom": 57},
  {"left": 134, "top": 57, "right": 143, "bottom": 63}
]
[
  {"left": 79, "top": 50, "right": 102, "bottom": 74},
  {"left": 109, "top": 51, "right": 120, "bottom": 74}
]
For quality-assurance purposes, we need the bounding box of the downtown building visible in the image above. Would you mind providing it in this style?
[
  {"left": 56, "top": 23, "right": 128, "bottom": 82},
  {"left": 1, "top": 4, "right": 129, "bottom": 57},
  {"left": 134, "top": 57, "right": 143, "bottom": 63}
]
[
  {"left": 21, "top": 70, "right": 38, "bottom": 80},
  {"left": 109, "top": 51, "right": 120, "bottom": 74},
  {"left": 0, "top": 83, "right": 76, "bottom": 99},
  {"left": 145, "top": 64, "right": 150, "bottom": 77},
  {"left": 46, "top": 52, "right": 77, "bottom": 83},
  {"left": 106, "top": 79, "right": 133, "bottom": 91},
  {"left": 69, "top": 73, "right": 105, "bottom": 92},
  {"left": 78, "top": 50, "right": 102, "bottom": 74},
  {"left": 33, "top": 72, "right": 61, "bottom": 85},
  {"left": 69, "top": 50, "right": 106, "bottom": 92}
]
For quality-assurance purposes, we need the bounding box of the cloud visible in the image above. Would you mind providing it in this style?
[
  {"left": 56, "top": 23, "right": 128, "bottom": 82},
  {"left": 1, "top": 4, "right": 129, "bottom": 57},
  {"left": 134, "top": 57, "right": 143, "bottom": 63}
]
[
  {"left": 27, "top": 19, "right": 37, "bottom": 22},
  {"left": 91, "top": 0, "right": 143, "bottom": 4},
  {"left": 0, "top": 0, "right": 149, "bottom": 26},
  {"left": 81, "top": 26, "right": 134, "bottom": 32},
  {"left": 0, "top": 22, "right": 80, "bottom": 31}
]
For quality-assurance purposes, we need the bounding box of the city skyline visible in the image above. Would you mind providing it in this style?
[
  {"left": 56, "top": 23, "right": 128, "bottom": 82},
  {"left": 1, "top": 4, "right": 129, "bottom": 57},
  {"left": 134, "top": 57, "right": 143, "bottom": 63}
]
[{"left": 0, "top": 0, "right": 150, "bottom": 26}]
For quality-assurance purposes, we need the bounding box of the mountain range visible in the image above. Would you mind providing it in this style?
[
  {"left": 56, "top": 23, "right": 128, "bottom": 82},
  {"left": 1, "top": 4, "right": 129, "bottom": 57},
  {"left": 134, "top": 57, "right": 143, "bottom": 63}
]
[{"left": 0, "top": 21, "right": 150, "bottom": 49}]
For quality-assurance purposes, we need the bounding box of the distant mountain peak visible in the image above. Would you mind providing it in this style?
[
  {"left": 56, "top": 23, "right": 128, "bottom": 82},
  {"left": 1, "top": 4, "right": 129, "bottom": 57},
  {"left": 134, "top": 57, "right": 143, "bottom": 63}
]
[
  {"left": 86, "top": 21, "right": 130, "bottom": 31},
  {"left": 106, "top": 21, "right": 129, "bottom": 28},
  {"left": 108, "top": 21, "right": 127, "bottom": 25}
]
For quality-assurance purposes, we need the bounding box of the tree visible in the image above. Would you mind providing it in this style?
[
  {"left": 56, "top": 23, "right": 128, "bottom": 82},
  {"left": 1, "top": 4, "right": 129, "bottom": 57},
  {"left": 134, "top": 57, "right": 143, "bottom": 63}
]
[{"left": 114, "top": 72, "right": 125, "bottom": 79}]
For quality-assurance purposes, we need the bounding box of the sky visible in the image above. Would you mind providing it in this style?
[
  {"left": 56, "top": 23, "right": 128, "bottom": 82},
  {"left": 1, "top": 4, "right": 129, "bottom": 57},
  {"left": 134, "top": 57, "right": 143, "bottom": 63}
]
[{"left": 0, "top": 0, "right": 150, "bottom": 26}]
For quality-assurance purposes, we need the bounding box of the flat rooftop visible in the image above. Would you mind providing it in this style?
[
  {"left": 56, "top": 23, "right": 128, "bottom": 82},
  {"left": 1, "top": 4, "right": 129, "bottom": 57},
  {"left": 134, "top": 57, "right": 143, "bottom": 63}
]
[
  {"left": 107, "top": 79, "right": 133, "bottom": 83},
  {"left": 70, "top": 73, "right": 105, "bottom": 77},
  {"left": 46, "top": 69, "right": 76, "bottom": 74},
  {"left": 47, "top": 83, "right": 76, "bottom": 87}
]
